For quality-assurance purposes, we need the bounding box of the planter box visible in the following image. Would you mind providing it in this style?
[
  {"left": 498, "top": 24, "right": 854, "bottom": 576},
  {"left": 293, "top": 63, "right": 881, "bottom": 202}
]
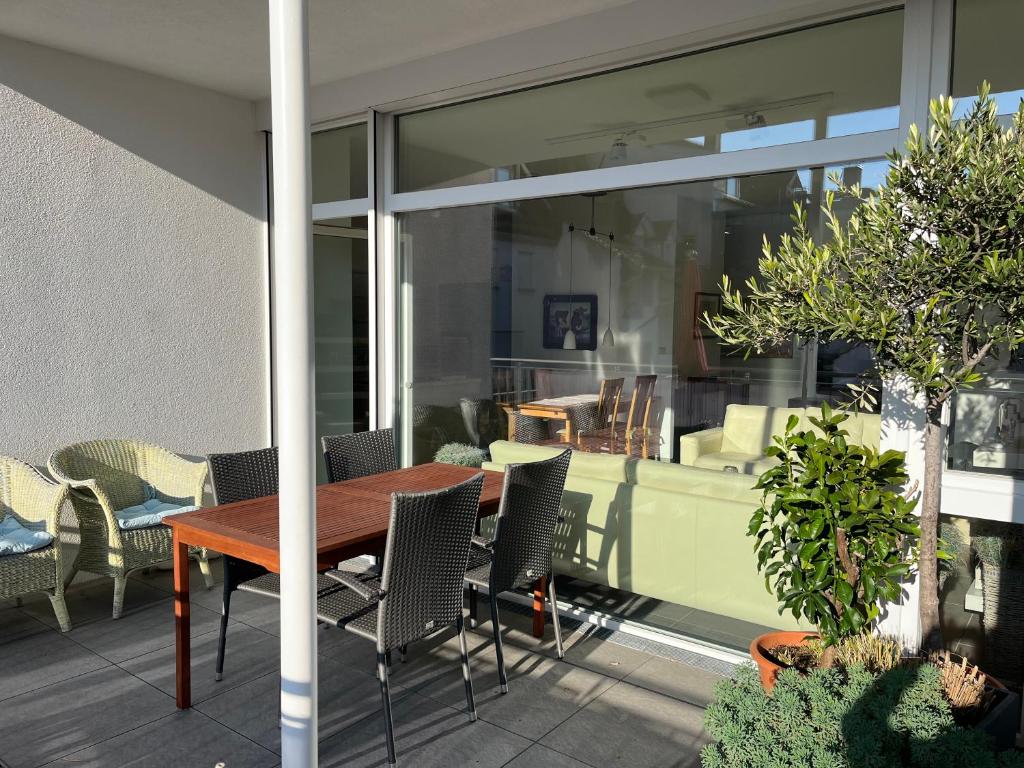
[{"left": 976, "top": 686, "right": 1020, "bottom": 752}]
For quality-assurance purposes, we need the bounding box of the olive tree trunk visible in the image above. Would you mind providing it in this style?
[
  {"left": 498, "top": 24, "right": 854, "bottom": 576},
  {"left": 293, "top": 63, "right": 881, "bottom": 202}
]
[{"left": 919, "top": 404, "right": 944, "bottom": 651}]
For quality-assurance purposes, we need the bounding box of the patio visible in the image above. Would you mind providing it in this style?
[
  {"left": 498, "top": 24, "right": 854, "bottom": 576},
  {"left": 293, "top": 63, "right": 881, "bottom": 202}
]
[{"left": 0, "top": 560, "right": 726, "bottom": 768}]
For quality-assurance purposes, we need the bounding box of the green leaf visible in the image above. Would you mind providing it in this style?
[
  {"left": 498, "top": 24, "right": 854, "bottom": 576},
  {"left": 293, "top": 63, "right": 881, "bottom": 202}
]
[{"left": 835, "top": 580, "right": 854, "bottom": 607}]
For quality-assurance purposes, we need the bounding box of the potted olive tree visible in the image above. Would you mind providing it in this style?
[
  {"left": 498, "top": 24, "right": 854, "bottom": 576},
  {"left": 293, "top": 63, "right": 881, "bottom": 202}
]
[
  {"left": 707, "top": 86, "right": 1024, "bottom": 650},
  {"left": 748, "top": 404, "right": 920, "bottom": 689}
]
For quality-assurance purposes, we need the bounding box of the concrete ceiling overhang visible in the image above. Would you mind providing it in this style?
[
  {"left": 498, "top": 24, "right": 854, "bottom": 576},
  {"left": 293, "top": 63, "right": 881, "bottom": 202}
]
[{"left": 0, "top": 0, "right": 636, "bottom": 100}]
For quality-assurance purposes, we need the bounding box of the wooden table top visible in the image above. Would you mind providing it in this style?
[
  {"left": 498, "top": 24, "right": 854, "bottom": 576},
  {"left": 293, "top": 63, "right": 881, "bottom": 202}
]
[{"left": 166, "top": 463, "right": 505, "bottom": 572}]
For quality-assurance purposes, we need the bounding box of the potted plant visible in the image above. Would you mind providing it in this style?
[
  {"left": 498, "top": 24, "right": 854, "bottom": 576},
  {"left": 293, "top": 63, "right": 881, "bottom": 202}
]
[
  {"left": 748, "top": 404, "right": 920, "bottom": 690},
  {"left": 433, "top": 442, "right": 488, "bottom": 468},
  {"left": 707, "top": 86, "right": 1024, "bottom": 650}
]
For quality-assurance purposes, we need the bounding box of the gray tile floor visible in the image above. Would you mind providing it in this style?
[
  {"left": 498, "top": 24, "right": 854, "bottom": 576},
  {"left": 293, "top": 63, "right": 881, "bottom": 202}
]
[{"left": 0, "top": 561, "right": 727, "bottom": 768}]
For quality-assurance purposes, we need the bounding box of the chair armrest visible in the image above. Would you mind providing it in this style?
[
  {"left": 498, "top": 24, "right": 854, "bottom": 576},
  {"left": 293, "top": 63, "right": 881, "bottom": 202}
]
[
  {"left": 6, "top": 460, "right": 68, "bottom": 534},
  {"left": 326, "top": 570, "right": 385, "bottom": 602},
  {"left": 149, "top": 450, "right": 209, "bottom": 506},
  {"left": 679, "top": 427, "right": 724, "bottom": 466},
  {"left": 471, "top": 535, "right": 495, "bottom": 551}
]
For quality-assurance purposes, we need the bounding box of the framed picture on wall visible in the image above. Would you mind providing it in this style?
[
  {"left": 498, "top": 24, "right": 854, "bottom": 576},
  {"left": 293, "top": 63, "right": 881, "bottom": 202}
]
[
  {"left": 694, "top": 291, "right": 721, "bottom": 338},
  {"left": 543, "top": 294, "right": 598, "bottom": 350}
]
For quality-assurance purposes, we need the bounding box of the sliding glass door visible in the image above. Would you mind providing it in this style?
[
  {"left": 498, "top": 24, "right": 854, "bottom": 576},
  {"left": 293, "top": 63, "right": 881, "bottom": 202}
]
[{"left": 311, "top": 219, "right": 370, "bottom": 481}]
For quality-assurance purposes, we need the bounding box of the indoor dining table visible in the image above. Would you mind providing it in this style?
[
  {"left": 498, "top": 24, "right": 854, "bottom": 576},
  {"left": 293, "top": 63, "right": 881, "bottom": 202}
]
[{"left": 166, "top": 462, "right": 548, "bottom": 709}]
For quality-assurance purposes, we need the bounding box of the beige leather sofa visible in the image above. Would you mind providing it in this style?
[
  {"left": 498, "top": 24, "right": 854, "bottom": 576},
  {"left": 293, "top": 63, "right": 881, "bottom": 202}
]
[
  {"left": 482, "top": 440, "right": 809, "bottom": 632},
  {"left": 678, "top": 404, "right": 881, "bottom": 474}
]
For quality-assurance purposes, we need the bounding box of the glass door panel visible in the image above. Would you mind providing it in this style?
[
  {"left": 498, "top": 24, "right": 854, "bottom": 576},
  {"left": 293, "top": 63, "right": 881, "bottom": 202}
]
[{"left": 313, "top": 219, "right": 370, "bottom": 481}]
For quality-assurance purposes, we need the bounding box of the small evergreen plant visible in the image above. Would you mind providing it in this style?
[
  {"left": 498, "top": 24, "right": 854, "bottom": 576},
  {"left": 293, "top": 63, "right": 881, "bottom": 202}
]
[
  {"left": 701, "top": 664, "right": 1024, "bottom": 768},
  {"left": 433, "top": 442, "right": 487, "bottom": 468}
]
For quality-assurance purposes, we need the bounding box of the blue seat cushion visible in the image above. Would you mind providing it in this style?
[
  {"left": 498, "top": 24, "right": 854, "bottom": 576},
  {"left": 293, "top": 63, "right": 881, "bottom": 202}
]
[
  {"left": 0, "top": 515, "right": 54, "bottom": 556},
  {"left": 113, "top": 499, "right": 198, "bottom": 530}
]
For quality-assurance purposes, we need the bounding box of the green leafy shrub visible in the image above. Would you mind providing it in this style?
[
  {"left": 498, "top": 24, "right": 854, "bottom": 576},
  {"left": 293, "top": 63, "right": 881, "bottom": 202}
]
[
  {"left": 701, "top": 664, "right": 1024, "bottom": 768},
  {"left": 433, "top": 442, "right": 487, "bottom": 468},
  {"left": 750, "top": 404, "right": 921, "bottom": 644}
]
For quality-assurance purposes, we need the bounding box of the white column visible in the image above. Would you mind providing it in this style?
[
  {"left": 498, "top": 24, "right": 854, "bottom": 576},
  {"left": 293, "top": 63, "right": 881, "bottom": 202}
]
[{"left": 268, "top": 0, "right": 318, "bottom": 764}]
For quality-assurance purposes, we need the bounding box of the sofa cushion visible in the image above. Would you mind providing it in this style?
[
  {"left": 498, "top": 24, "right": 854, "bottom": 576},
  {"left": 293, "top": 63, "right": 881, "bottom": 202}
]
[
  {"left": 721, "top": 405, "right": 804, "bottom": 456},
  {"left": 801, "top": 408, "right": 881, "bottom": 450},
  {"left": 113, "top": 499, "right": 197, "bottom": 530},
  {"left": 0, "top": 515, "right": 53, "bottom": 556},
  {"left": 487, "top": 440, "right": 632, "bottom": 482},
  {"left": 692, "top": 452, "right": 778, "bottom": 476},
  {"left": 630, "top": 460, "right": 761, "bottom": 502}
]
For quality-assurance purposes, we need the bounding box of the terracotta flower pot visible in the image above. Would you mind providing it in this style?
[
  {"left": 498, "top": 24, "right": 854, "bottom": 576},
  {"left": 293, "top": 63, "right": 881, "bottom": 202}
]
[{"left": 750, "top": 630, "right": 820, "bottom": 692}]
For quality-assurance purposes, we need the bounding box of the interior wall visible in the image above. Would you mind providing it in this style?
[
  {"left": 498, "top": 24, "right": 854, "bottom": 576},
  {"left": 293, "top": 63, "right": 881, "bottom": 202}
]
[{"left": 0, "top": 34, "right": 268, "bottom": 466}]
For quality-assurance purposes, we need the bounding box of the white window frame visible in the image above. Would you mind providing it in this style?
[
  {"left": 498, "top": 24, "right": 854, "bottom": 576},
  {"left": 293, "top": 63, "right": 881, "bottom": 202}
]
[{"left": 303, "top": 117, "right": 376, "bottom": 434}]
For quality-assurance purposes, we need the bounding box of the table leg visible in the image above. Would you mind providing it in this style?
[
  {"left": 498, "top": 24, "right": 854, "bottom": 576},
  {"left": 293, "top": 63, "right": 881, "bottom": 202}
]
[
  {"left": 532, "top": 576, "right": 547, "bottom": 638},
  {"left": 563, "top": 417, "right": 572, "bottom": 443},
  {"left": 173, "top": 531, "right": 191, "bottom": 709}
]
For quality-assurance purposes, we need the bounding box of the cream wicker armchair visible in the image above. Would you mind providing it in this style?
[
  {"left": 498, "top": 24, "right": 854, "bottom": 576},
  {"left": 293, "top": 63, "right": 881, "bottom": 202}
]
[
  {"left": 48, "top": 440, "right": 213, "bottom": 619},
  {"left": 0, "top": 455, "right": 71, "bottom": 631}
]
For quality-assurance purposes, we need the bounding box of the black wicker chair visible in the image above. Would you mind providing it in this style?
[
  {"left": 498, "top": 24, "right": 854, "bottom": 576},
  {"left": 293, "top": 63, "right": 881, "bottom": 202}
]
[
  {"left": 465, "top": 449, "right": 571, "bottom": 693},
  {"left": 316, "top": 473, "right": 485, "bottom": 767},
  {"left": 321, "top": 428, "right": 396, "bottom": 483},
  {"left": 207, "top": 447, "right": 343, "bottom": 682}
]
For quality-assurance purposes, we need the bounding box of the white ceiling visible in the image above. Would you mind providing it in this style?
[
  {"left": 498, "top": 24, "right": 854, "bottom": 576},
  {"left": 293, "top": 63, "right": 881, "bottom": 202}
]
[{"left": 0, "top": 0, "right": 635, "bottom": 101}]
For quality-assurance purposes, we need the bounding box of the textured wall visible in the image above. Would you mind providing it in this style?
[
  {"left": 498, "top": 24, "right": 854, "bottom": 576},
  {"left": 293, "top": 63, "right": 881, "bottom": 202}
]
[{"left": 0, "top": 35, "right": 268, "bottom": 466}]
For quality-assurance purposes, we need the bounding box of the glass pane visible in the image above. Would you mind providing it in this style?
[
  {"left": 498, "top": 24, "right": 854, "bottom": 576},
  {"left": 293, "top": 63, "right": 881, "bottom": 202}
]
[
  {"left": 396, "top": 12, "right": 902, "bottom": 192},
  {"left": 939, "top": 514, "right": 1024, "bottom": 686},
  {"left": 398, "top": 161, "right": 885, "bottom": 648},
  {"left": 946, "top": 0, "right": 1024, "bottom": 479},
  {"left": 312, "top": 124, "right": 368, "bottom": 203},
  {"left": 314, "top": 225, "right": 370, "bottom": 482},
  {"left": 952, "top": 0, "right": 1024, "bottom": 119},
  {"left": 948, "top": 365, "right": 1024, "bottom": 479}
]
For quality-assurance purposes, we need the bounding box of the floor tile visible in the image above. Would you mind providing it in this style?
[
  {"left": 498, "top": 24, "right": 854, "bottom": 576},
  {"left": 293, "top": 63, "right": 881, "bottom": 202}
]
[
  {"left": 470, "top": 600, "right": 576, "bottom": 659},
  {"left": 318, "top": 689, "right": 531, "bottom": 768},
  {"left": 190, "top": 588, "right": 281, "bottom": 635},
  {"left": 623, "top": 656, "right": 724, "bottom": 707},
  {"left": 540, "top": 680, "right": 708, "bottom": 768},
  {"left": 0, "top": 629, "right": 110, "bottom": 702},
  {"left": 417, "top": 635, "right": 615, "bottom": 740},
  {"left": 196, "top": 655, "right": 391, "bottom": 753},
  {"left": 503, "top": 743, "right": 595, "bottom": 768},
  {"left": 0, "top": 666, "right": 175, "bottom": 767},
  {"left": 67, "top": 597, "right": 224, "bottom": 664},
  {"left": 128, "top": 558, "right": 224, "bottom": 595},
  {"left": 40, "top": 709, "right": 277, "bottom": 768},
  {"left": 120, "top": 624, "right": 280, "bottom": 704},
  {"left": 0, "top": 605, "right": 52, "bottom": 645},
  {"left": 561, "top": 633, "right": 653, "bottom": 680},
  {"left": 22, "top": 576, "right": 172, "bottom": 630}
]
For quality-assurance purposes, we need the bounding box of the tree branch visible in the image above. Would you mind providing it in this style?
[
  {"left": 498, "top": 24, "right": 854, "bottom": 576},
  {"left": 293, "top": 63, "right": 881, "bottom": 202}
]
[{"left": 836, "top": 527, "right": 860, "bottom": 588}]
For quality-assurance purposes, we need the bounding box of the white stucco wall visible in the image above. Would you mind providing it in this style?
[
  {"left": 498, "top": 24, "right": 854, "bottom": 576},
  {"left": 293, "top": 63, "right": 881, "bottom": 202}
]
[{"left": 0, "top": 35, "right": 268, "bottom": 466}]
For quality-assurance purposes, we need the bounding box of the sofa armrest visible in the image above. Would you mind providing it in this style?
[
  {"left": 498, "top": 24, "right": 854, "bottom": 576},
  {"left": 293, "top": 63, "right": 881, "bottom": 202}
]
[{"left": 679, "top": 427, "right": 724, "bottom": 466}]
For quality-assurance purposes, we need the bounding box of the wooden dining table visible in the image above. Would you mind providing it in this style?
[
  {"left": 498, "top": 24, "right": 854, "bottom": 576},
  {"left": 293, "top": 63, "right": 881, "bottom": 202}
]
[
  {"left": 514, "top": 394, "right": 600, "bottom": 442},
  {"left": 166, "top": 462, "right": 551, "bottom": 710}
]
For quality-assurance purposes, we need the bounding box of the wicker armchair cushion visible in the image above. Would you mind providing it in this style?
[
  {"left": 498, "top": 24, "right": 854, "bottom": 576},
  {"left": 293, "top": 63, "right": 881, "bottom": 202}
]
[
  {"left": 113, "top": 499, "right": 198, "bottom": 530},
  {"left": 0, "top": 515, "right": 53, "bottom": 555}
]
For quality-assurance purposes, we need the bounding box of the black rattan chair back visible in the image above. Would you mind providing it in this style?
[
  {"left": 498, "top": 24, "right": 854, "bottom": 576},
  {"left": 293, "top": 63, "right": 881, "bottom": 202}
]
[
  {"left": 490, "top": 449, "right": 571, "bottom": 593},
  {"left": 377, "top": 473, "right": 484, "bottom": 651},
  {"left": 322, "top": 428, "right": 396, "bottom": 483},
  {"left": 207, "top": 447, "right": 279, "bottom": 505}
]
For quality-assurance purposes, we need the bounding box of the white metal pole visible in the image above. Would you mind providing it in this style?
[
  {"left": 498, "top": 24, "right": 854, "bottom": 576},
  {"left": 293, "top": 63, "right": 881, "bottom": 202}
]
[{"left": 268, "top": 0, "right": 318, "bottom": 764}]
